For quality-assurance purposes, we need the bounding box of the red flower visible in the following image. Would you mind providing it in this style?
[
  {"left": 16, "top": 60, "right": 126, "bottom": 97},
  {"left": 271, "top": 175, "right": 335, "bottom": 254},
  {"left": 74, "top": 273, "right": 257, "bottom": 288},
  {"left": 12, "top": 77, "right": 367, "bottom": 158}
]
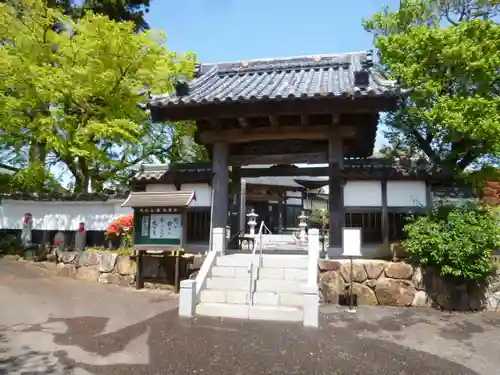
[{"left": 107, "top": 215, "right": 134, "bottom": 236}]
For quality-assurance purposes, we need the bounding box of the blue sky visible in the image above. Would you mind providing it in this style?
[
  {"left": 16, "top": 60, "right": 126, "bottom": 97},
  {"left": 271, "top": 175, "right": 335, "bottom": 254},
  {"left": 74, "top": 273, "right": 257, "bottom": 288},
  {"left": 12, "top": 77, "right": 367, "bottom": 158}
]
[{"left": 146, "top": 0, "right": 400, "bottom": 150}]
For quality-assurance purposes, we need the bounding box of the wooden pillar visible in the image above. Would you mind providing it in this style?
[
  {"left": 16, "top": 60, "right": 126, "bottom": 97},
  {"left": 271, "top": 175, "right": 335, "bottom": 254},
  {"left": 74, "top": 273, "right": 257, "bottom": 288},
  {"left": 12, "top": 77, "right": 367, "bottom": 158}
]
[
  {"left": 381, "top": 179, "right": 389, "bottom": 249},
  {"left": 278, "top": 196, "right": 284, "bottom": 234},
  {"left": 328, "top": 137, "right": 344, "bottom": 250},
  {"left": 230, "top": 166, "right": 241, "bottom": 234},
  {"left": 425, "top": 180, "right": 433, "bottom": 213},
  {"left": 239, "top": 179, "right": 247, "bottom": 233},
  {"left": 212, "top": 142, "right": 229, "bottom": 229}
]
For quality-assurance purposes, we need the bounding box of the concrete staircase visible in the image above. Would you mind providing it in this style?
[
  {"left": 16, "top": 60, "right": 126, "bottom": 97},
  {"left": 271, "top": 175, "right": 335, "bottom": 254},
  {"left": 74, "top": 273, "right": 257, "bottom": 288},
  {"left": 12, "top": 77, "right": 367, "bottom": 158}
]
[
  {"left": 255, "top": 234, "right": 308, "bottom": 252},
  {"left": 196, "top": 253, "right": 307, "bottom": 322}
]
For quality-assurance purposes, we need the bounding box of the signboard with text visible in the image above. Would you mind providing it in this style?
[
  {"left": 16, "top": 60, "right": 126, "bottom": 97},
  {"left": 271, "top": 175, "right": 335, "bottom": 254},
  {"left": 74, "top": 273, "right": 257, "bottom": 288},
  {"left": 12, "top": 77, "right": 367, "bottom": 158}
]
[{"left": 134, "top": 207, "right": 183, "bottom": 247}]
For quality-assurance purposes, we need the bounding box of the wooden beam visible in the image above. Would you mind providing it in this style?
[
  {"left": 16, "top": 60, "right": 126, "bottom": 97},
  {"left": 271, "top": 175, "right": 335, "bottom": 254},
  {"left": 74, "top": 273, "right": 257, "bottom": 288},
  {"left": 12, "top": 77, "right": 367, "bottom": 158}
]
[
  {"left": 300, "top": 114, "right": 308, "bottom": 127},
  {"left": 151, "top": 97, "right": 398, "bottom": 122},
  {"left": 229, "top": 152, "right": 328, "bottom": 165},
  {"left": 241, "top": 166, "right": 329, "bottom": 177},
  {"left": 238, "top": 117, "right": 248, "bottom": 127},
  {"left": 210, "top": 119, "right": 222, "bottom": 129},
  {"left": 269, "top": 115, "right": 279, "bottom": 129},
  {"left": 200, "top": 125, "right": 355, "bottom": 144}
]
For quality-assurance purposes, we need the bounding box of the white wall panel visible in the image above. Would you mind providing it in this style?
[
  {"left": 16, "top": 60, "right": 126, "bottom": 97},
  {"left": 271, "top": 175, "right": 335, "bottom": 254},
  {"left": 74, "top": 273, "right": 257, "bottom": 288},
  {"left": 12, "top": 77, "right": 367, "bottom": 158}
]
[
  {"left": 387, "top": 181, "right": 427, "bottom": 207},
  {"left": 0, "top": 200, "right": 132, "bottom": 230},
  {"left": 343, "top": 181, "right": 382, "bottom": 207}
]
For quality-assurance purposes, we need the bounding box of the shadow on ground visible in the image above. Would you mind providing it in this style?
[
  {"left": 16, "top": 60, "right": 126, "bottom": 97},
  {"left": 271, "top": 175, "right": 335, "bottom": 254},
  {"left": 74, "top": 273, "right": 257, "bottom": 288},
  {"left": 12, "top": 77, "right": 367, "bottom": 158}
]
[{"left": 8, "top": 310, "right": 482, "bottom": 375}]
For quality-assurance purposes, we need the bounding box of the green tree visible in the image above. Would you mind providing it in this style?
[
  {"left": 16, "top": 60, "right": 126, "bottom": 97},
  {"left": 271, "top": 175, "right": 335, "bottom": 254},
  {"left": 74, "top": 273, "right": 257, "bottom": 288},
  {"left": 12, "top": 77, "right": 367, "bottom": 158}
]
[
  {"left": 0, "top": 0, "right": 150, "bottom": 31},
  {"left": 364, "top": 0, "right": 500, "bottom": 173},
  {"left": 0, "top": 0, "right": 196, "bottom": 193}
]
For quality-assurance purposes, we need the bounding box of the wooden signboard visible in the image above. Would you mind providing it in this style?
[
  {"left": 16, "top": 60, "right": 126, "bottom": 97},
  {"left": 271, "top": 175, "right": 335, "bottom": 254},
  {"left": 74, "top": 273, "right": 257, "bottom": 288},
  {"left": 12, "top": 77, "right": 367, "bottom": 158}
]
[
  {"left": 134, "top": 207, "right": 184, "bottom": 248},
  {"left": 122, "top": 190, "right": 195, "bottom": 251}
]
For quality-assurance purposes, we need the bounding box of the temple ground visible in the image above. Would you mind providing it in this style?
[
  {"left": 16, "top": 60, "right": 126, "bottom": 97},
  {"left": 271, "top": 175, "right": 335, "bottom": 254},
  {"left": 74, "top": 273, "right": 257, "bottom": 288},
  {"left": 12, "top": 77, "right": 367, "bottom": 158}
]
[{"left": 0, "top": 258, "right": 499, "bottom": 375}]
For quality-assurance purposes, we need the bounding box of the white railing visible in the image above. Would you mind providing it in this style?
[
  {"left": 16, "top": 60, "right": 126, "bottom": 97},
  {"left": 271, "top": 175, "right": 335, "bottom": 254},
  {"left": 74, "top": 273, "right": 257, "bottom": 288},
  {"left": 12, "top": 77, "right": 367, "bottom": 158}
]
[{"left": 247, "top": 221, "right": 271, "bottom": 305}]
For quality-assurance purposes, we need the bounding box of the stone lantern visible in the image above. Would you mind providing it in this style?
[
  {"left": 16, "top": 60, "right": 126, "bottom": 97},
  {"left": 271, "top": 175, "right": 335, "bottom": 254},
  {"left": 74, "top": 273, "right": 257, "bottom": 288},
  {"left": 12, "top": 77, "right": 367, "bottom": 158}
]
[
  {"left": 298, "top": 210, "right": 308, "bottom": 242},
  {"left": 246, "top": 209, "right": 258, "bottom": 236}
]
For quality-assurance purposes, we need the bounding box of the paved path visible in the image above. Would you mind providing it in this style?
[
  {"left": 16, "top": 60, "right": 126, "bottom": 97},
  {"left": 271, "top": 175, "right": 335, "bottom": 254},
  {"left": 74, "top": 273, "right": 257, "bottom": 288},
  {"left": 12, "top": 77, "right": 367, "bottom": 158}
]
[{"left": 0, "top": 258, "right": 499, "bottom": 375}]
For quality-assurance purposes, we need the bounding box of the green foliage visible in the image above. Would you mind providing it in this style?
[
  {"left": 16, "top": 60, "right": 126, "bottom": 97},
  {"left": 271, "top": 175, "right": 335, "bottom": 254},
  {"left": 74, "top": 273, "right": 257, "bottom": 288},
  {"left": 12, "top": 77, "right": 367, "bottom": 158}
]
[
  {"left": 403, "top": 203, "right": 499, "bottom": 281},
  {"left": 0, "top": 234, "right": 23, "bottom": 256},
  {"left": 364, "top": 1, "right": 500, "bottom": 173},
  {"left": 0, "top": 0, "right": 199, "bottom": 193}
]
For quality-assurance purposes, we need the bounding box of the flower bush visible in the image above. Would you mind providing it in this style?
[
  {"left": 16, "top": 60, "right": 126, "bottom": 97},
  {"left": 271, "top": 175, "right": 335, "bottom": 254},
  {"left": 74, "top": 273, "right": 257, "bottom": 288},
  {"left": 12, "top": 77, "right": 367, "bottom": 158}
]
[
  {"left": 403, "top": 202, "right": 499, "bottom": 282},
  {"left": 106, "top": 215, "right": 134, "bottom": 248}
]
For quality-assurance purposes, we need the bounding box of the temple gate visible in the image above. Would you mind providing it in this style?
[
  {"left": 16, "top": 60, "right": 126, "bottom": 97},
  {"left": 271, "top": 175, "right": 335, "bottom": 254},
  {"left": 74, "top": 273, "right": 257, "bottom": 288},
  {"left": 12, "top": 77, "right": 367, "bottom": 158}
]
[{"left": 148, "top": 51, "right": 401, "bottom": 254}]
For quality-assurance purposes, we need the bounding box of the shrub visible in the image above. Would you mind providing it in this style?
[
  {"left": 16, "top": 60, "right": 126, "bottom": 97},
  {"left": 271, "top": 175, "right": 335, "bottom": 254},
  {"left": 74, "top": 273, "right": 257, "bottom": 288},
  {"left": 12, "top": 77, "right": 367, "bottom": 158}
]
[
  {"left": 403, "top": 203, "right": 499, "bottom": 282},
  {"left": 106, "top": 215, "right": 134, "bottom": 248},
  {"left": 0, "top": 234, "right": 23, "bottom": 256}
]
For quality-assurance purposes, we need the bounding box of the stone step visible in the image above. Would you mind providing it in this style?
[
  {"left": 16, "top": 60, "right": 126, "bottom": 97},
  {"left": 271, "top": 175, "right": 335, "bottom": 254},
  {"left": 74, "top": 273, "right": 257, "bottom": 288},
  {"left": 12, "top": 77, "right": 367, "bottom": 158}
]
[
  {"left": 258, "top": 267, "right": 308, "bottom": 281},
  {"left": 216, "top": 254, "right": 259, "bottom": 268},
  {"left": 206, "top": 276, "right": 251, "bottom": 291},
  {"left": 196, "top": 302, "right": 303, "bottom": 322},
  {"left": 211, "top": 265, "right": 257, "bottom": 278},
  {"left": 256, "top": 279, "right": 303, "bottom": 294},
  {"left": 261, "top": 256, "right": 308, "bottom": 269},
  {"left": 200, "top": 290, "right": 302, "bottom": 308},
  {"left": 253, "top": 292, "right": 303, "bottom": 308},
  {"left": 249, "top": 305, "right": 303, "bottom": 322},
  {"left": 200, "top": 289, "right": 248, "bottom": 304},
  {"left": 196, "top": 302, "right": 248, "bottom": 319}
]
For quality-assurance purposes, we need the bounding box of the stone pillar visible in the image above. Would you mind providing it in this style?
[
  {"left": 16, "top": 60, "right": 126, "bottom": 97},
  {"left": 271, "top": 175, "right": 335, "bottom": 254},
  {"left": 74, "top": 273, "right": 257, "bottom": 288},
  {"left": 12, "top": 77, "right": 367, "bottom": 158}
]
[
  {"left": 212, "top": 142, "right": 229, "bottom": 229},
  {"left": 20, "top": 213, "right": 33, "bottom": 248},
  {"left": 179, "top": 279, "right": 196, "bottom": 317},
  {"left": 307, "top": 228, "right": 320, "bottom": 285},
  {"left": 303, "top": 228, "right": 319, "bottom": 328},
  {"left": 302, "top": 284, "right": 319, "bottom": 328},
  {"left": 328, "top": 137, "right": 344, "bottom": 256},
  {"left": 212, "top": 227, "right": 226, "bottom": 255},
  {"left": 74, "top": 222, "right": 87, "bottom": 251}
]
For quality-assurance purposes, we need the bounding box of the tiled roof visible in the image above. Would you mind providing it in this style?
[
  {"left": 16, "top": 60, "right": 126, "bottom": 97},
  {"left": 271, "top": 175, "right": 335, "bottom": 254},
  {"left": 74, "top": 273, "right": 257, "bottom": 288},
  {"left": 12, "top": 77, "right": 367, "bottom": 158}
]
[
  {"left": 134, "top": 163, "right": 214, "bottom": 181},
  {"left": 149, "top": 51, "right": 400, "bottom": 107},
  {"left": 0, "top": 163, "right": 17, "bottom": 175},
  {"left": 122, "top": 191, "right": 196, "bottom": 208}
]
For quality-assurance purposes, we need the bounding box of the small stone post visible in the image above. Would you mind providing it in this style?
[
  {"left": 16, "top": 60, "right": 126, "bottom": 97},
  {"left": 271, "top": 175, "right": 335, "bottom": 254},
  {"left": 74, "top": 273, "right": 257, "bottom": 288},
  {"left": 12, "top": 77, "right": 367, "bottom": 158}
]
[
  {"left": 179, "top": 279, "right": 196, "bottom": 317},
  {"left": 74, "top": 222, "right": 87, "bottom": 251},
  {"left": 303, "top": 228, "right": 320, "bottom": 328},
  {"left": 20, "top": 213, "right": 33, "bottom": 248},
  {"left": 247, "top": 209, "right": 258, "bottom": 236}
]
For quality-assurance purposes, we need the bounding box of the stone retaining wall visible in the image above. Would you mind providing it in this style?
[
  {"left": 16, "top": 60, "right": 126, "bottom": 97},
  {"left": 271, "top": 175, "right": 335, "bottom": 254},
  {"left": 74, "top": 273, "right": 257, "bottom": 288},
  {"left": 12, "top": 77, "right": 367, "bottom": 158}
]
[
  {"left": 55, "top": 250, "right": 203, "bottom": 290},
  {"left": 318, "top": 259, "right": 500, "bottom": 311}
]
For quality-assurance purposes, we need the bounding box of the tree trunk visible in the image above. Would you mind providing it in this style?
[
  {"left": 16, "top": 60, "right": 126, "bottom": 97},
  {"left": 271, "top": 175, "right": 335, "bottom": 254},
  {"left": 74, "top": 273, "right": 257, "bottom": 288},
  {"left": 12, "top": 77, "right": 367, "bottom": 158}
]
[{"left": 29, "top": 141, "right": 47, "bottom": 165}]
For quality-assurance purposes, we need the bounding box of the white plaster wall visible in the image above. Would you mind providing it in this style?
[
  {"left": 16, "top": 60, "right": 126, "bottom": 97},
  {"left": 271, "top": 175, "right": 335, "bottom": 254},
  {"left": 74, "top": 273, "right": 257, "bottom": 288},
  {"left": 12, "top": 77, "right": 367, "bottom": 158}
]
[
  {"left": 0, "top": 200, "right": 133, "bottom": 231},
  {"left": 387, "top": 181, "right": 427, "bottom": 207},
  {"left": 145, "top": 183, "right": 212, "bottom": 207},
  {"left": 182, "top": 183, "right": 212, "bottom": 207},
  {"left": 145, "top": 184, "right": 177, "bottom": 192},
  {"left": 344, "top": 181, "right": 382, "bottom": 207}
]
